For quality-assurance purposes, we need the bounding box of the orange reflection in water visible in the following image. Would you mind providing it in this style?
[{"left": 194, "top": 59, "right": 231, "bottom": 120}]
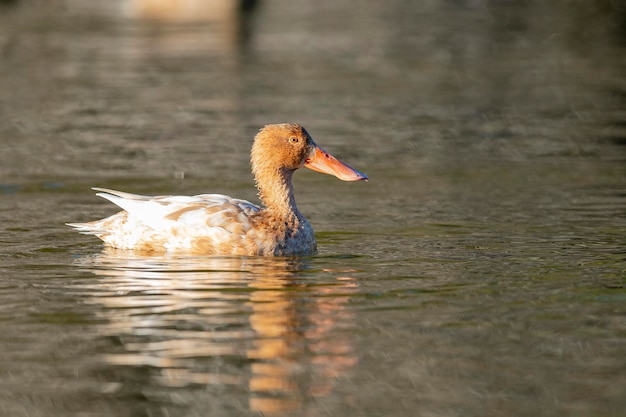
[{"left": 75, "top": 248, "right": 358, "bottom": 414}]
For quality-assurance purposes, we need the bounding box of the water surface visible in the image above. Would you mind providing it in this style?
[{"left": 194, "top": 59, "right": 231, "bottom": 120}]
[{"left": 0, "top": 1, "right": 625, "bottom": 416}]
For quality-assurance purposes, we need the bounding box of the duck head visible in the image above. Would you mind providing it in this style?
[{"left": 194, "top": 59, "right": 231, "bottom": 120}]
[{"left": 251, "top": 123, "right": 368, "bottom": 182}]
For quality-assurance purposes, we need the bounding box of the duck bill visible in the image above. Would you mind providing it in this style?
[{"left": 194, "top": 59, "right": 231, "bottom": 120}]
[{"left": 304, "top": 146, "right": 368, "bottom": 181}]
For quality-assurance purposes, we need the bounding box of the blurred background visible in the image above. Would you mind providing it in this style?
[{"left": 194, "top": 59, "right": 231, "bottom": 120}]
[
  {"left": 1, "top": 0, "right": 624, "bottom": 184},
  {"left": 0, "top": 1, "right": 624, "bottom": 417}
]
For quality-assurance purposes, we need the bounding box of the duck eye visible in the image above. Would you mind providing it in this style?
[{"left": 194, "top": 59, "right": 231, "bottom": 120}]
[{"left": 289, "top": 137, "right": 299, "bottom": 144}]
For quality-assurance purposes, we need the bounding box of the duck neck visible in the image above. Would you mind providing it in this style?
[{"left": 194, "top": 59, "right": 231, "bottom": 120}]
[{"left": 256, "top": 168, "right": 301, "bottom": 221}]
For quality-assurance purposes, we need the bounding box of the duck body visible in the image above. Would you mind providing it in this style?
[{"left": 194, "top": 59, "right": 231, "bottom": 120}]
[
  {"left": 68, "top": 124, "right": 367, "bottom": 256},
  {"left": 72, "top": 189, "right": 316, "bottom": 256}
]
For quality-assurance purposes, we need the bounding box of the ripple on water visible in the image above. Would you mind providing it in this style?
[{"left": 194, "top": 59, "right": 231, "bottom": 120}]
[{"left": 62, "top": 251, "right": 361, "bottom": 414}]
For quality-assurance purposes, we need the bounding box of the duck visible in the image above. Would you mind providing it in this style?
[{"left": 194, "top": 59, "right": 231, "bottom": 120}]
[{"left": 68, "top": 123, "right": 367, "bottom": 256}]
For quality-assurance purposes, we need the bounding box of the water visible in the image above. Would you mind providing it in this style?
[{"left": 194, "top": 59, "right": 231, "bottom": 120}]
[{"left": 1, "top": 1, "right": 625, "bottom": 416}]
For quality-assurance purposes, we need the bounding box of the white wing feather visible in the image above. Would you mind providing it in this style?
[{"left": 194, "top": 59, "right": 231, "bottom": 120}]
[
  {"left": 91, "top": 188, "right": 259, "bottom": 231},
  {"left": 69, "top": 188, "right": 262, "bottom": 250}
]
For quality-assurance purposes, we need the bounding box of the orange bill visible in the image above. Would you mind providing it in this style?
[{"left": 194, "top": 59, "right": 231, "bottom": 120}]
[{"left": 304, "top": 146, "right": 368, "bottom": 181}]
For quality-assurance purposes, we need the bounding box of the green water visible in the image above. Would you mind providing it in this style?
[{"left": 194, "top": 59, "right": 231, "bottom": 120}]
[{"left": 0, "top": 1, "right": 624, "bottom": 416}]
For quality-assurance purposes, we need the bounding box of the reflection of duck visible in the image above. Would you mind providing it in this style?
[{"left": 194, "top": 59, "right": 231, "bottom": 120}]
[
  {"left": 76, "top": 251, "right": 358, "bottom": 415},
  {"left": 68, "top": 124, "right": 367, "bottom": 256}
]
